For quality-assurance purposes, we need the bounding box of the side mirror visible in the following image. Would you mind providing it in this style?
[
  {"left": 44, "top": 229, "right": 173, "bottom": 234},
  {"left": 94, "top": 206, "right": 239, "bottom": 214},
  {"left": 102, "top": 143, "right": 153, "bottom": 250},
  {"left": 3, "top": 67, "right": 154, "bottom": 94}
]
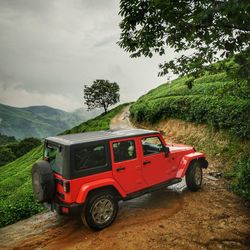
[{"left": 163, "top": 146, "right": 170, "bottom": 157}]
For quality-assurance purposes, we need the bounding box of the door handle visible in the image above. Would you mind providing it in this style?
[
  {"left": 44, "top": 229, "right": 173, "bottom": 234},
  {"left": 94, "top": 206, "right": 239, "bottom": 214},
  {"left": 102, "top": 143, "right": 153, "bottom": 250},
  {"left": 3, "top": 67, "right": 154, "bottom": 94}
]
[
  {"left": 116, "top": 167, "right": 126, "bottom": 172},
  {"left": 143, "top": 161, "right": 151, "bottom": 165}
]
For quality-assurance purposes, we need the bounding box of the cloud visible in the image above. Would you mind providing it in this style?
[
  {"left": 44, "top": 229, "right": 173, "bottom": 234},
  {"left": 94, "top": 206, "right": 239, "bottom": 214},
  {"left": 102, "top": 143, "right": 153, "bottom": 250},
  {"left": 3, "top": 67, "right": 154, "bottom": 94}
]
[
  {"left": 0, "top": 0, "right": 177, "bottom": 111},
  {"left": 0, "top": 82, "right": 80, "bottom": 111}
]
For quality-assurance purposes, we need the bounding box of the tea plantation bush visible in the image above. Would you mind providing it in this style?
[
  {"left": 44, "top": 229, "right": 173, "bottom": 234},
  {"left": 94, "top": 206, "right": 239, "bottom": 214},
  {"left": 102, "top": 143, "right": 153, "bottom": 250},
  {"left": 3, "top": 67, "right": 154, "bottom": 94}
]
[
  {"left": 0, "top": 146, "right": 43, "bottom": 227},
  {"left": 131, "top": 73, "right": 250, "bottom": 139},
  {"left": 229, "top": 157, "right": 250, "bottom": 200}
]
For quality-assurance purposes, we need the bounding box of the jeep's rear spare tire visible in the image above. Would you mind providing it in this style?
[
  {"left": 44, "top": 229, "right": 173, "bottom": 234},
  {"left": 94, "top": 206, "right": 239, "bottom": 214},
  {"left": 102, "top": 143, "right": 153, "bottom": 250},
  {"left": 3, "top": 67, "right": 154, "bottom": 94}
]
[
  {"left": 185, "top": 161, "right": 203, "bottom": 191},
  {"left": 83, "top": 190, "right": 118, "bottom": 230},
  {"left": 32, "top": 160, "right": 55, "bottom": 202}
]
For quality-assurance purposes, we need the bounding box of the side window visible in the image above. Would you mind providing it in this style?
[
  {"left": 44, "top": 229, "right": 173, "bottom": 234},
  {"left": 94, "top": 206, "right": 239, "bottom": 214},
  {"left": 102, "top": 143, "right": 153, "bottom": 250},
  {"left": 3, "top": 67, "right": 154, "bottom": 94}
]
[
  {"left": 141, "top": 136, "right": 163, "bottom": 156},
  {"left": 112, "top": 140, "right": 136, "bottom": 162},
  {"left": 74, "top": 144, "right": 107, "bottom": 170}
]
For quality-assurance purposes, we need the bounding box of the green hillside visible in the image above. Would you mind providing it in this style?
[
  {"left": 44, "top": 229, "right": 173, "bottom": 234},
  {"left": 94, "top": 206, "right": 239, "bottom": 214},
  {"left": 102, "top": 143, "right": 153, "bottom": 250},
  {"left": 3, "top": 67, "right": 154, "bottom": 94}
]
[
  {"left": 0, "top": 104, "right": 100, "bottom": 139},
  {"left": 0, "top": 138, "right": 41, "bottom": 167},
  {"left": 0, "top": 133, "right": 17, "bottom": 146},
  {"left": 0, "top": 104, "right": 127, "bottom": 228},
  {"left": 130, "top": 72, "right": 250, "bottom": 139},
  {"left": 130, "top": 69, "right": 250, "bottom": 200}
]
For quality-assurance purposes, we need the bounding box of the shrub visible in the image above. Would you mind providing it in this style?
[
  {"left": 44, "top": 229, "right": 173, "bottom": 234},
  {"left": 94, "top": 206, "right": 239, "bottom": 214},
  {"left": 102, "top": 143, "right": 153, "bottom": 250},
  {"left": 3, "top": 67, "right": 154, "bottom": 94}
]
[
  {"left": 229, "top": 158, "right": 250, "bottom": 200},
  {"left": 0, "top": 133, "right": 17, "bottom": 146},
  {"left": 130, "top": 79, "right": 250, "bottom": 139},
  {"left": 0, "top": 147, "right": 16, "bottom": 166},
  {"left": 0, "top": 137, "right": 41, "bottom": 167}
]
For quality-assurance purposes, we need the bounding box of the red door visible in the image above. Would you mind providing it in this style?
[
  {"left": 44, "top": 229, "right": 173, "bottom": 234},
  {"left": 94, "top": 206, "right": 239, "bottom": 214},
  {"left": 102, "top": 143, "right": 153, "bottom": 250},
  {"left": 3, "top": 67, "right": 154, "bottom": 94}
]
[
  {"left": 140, "top": 135, "right": 172, "bottom": 186},
  {"left": 110, "top": 138, "right": 146, "bottom": 193}
]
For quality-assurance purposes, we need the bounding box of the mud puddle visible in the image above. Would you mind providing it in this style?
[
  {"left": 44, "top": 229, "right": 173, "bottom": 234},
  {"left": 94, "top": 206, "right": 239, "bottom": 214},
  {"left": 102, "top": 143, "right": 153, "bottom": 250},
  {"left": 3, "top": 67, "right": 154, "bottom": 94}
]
[{"left": 121, "top": 188, "right": 184, "bottom": 210}]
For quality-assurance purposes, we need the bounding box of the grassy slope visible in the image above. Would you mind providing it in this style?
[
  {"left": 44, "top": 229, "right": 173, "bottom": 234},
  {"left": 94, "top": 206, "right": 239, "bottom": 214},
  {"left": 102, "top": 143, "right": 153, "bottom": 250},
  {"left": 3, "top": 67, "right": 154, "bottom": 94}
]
[
  {"left": 131, "top": 72, "right": 250, "bottom": 200},
  {"left": 0, "top": 104, "right": 128, "bottom": 228},
  {"left": 131, "top": 72, "right": 249, "bottom": 139}
]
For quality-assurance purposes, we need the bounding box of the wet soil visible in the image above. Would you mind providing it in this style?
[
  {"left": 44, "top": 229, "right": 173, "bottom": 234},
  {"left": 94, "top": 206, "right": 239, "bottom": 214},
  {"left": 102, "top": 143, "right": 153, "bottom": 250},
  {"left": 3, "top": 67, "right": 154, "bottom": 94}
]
[{"left": 0, "top": 106, "right": 249, "bottom": 249}]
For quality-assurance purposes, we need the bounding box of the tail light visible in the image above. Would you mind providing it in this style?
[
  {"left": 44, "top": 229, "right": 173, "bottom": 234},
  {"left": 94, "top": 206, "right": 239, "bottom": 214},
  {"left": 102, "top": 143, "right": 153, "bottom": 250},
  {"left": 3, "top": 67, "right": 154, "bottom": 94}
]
[
  {"left": 61, "top": 207, "right": 69, "bottom": 214},
  {"left": 63, "top": 181, "right": 70, "bottom": 193},
  {"left": 55, "top": 178, "right": 70, "bottom": 193}
]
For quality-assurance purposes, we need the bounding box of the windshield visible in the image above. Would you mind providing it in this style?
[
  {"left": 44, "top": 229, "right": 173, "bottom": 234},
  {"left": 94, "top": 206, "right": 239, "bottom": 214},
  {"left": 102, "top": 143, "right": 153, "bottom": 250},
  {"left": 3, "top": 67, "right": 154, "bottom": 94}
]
[{"left": 44, "top": 144, "right": 63, "bottom": 175}]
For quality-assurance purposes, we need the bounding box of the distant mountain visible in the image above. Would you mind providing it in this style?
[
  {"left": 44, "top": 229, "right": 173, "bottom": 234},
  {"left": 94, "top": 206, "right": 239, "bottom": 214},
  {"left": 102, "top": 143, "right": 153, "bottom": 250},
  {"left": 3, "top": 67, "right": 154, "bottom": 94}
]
[{"left": 0, "top": 103, "right": 101, "bottom": 139}]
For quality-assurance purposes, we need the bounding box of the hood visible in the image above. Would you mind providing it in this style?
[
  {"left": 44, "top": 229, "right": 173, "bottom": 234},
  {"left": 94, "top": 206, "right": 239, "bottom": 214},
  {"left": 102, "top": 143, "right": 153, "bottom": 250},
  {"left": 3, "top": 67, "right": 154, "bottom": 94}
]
[{"left": 167, "top": 143, "right": 194, "bottom": 154}]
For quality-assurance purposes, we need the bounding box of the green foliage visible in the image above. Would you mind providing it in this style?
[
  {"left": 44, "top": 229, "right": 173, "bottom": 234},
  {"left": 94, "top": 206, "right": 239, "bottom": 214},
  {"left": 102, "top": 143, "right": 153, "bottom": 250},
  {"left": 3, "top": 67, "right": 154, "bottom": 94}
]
[
  {"left": 130, "top": 71, "right": 250, "bottom": 139},
  {"left": 0, "top": 138, "right": 41, "bottom": 167},
  {"left": 227, "top": 158, "right": 250, "bottom": 200},
  {"left": 0, "top": 104, "right": 128, "bottom": 228},
  {"left": 0, "top": 146, "right": 43, "bottom": 227},
  {"left": 118, "top": 0, "right": 250, "bottom": 81},
  {"left": 0, "top": 133, "right": 17, "bottom": 146},
  {"left": 84, "top": 79, "right": 120, "bottom": 113},
  {"left": 0, "top": 147, "right": 16, "bottom": 166}
]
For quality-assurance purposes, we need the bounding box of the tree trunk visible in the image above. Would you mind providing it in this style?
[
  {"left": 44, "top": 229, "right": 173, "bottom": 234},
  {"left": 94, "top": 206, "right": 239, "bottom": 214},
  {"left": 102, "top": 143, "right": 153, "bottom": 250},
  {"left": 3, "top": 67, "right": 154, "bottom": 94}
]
[{"left": 103, "top": 105, "right": 107, "bottom": 114}]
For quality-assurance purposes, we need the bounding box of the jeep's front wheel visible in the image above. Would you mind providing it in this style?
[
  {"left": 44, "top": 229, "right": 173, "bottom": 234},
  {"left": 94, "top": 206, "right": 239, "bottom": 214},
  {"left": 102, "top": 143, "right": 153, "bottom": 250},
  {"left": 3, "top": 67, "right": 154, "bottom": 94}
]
[
  {"left": 83, "top": 190, "right": 118, "bottom": 230},
  {"left": 185, "top": 161, "right": 203, "bottom": 191}
]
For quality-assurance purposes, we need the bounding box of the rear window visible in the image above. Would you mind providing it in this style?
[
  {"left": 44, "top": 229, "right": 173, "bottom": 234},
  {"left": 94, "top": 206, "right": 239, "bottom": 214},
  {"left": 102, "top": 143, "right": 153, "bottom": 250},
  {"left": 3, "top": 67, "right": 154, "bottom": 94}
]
[
  {"left": 44, "top": 144, "right": 63, "bottom": 175},
  {"left": 74, "top": 144, "right": 107, "bottom": 170}
]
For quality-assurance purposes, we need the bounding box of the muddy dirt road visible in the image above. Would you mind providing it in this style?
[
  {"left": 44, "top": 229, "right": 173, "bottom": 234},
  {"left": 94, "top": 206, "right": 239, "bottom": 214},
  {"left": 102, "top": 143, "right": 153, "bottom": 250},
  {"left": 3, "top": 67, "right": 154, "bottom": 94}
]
[{"left": 0, "top": 106, "right": 249, "bottom": 249}]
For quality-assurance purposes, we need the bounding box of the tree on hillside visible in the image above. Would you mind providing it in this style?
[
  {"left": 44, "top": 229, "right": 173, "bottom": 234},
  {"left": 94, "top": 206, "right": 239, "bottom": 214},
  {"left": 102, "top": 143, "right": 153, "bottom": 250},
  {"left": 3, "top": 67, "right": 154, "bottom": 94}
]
[
  {"left": 84, "top": 80, "right": 120, "bottom": 114},
  {"left": 118, "top": 0, "right": 250, "bottom": 86}
]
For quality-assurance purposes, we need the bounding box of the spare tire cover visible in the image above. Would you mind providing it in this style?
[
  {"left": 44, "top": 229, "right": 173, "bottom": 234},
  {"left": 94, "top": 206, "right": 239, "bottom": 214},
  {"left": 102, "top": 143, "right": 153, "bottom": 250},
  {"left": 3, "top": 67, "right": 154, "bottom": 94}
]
[{"left": 32, "top": 160, "right": 55, "bottom": 202}]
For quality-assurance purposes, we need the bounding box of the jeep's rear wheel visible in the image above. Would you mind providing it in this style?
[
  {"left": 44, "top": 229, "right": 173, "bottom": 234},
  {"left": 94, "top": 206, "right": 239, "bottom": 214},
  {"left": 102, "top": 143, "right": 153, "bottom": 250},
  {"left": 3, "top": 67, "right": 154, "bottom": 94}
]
[
  {"left": 83, "top": 190, "right": 118, "bottom": 230},
  {"left": 186, "top": 161, "right": 203, "bottom": 191}
]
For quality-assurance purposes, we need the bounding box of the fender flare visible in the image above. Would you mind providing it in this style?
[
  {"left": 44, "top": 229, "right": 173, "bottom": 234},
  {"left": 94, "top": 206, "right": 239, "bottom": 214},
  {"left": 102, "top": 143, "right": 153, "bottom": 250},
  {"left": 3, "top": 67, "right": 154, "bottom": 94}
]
[
  {"left": 176, "top": 152, "right": 208, "bottom": 178},
  {"left": 76, "top": 178, "right": 126, "bottom": 204}
]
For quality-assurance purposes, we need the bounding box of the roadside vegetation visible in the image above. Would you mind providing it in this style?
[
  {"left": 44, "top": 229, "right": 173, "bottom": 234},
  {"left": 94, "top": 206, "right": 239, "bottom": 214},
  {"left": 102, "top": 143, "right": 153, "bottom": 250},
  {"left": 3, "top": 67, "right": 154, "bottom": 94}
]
[
  {"left": 0, "top": 104, "right": 128, "bottom": 228},
  {"left": 131, "top": 61, "right": 250, "bottom": 201},
  {"left": 0, "top": 138, "right": 41, "bottom": 167},
  {"left": 0, "top": 133, "right": 17, "bottom": 146}
]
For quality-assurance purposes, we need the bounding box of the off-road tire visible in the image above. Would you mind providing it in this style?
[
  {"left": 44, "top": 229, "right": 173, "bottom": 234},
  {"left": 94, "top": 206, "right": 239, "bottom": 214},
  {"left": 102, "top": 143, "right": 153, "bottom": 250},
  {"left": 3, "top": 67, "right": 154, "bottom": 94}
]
[
  {"left": 83, "top": 190, "right": 118, "bottom": 230},
  {"left": 186, "top": 161, "right": 203, "bottom": 191},
  {"left": 32, "top": 160, "right": 55, "bottom": 202}
]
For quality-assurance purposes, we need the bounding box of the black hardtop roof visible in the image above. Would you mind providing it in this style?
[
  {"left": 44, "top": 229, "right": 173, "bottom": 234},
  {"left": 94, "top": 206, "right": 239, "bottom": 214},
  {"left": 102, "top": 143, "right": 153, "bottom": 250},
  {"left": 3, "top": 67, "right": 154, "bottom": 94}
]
[{"left": 46, "top": 129, "right": 159, "bottom": 146}]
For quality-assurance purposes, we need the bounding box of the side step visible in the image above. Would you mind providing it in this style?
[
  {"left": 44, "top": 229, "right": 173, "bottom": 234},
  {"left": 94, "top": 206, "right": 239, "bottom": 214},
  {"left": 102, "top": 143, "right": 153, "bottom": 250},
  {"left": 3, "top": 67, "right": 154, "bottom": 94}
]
[{"left": 123, "top": 178, "right": 182, "bottom": 201}]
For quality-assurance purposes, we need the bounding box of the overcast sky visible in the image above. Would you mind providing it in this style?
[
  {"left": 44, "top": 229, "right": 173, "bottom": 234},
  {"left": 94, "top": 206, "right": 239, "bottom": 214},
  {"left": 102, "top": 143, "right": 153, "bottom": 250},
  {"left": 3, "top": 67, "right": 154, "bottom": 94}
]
[{"left": 0, "top": 0, "right": 176, "bottom": 112}]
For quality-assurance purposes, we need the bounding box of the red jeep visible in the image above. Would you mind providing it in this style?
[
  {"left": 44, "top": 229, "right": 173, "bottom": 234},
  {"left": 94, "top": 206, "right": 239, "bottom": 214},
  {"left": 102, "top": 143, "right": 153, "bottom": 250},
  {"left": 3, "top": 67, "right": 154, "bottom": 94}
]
[{"left": 32, "top": 129, "right": 208, "bottom": 230}]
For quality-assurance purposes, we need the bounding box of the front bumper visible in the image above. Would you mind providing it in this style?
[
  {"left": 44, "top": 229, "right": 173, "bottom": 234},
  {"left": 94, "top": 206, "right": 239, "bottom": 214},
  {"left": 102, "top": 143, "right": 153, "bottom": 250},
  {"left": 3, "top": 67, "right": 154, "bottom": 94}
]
[{"left": 50, "top": 200, "right": 84, "bottom": 216}]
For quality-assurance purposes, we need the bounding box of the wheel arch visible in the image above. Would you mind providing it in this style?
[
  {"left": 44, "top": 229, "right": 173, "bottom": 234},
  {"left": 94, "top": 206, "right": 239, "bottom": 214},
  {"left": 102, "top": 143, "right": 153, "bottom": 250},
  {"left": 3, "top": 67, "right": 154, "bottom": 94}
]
[
  {"left": 86, "top": 185, "right": 122, "bottom": 201},
  {"left": 176, "top": 152, "right": 208, "bottom": 178},
  {"left": 76, "top": 178, "right": 125, "bottom": 204}
]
